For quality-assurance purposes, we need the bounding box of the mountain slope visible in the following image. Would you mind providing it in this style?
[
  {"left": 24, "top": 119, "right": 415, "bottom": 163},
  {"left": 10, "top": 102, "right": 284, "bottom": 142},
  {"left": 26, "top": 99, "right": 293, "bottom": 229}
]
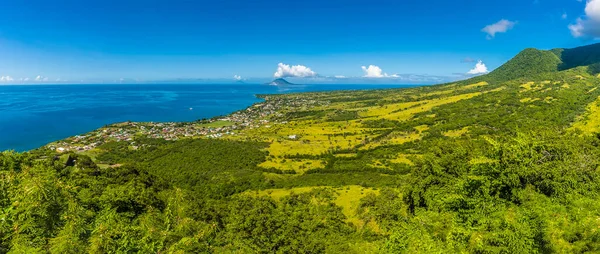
[
  {"left": 484, "top": 48, "right": 562, "bottom": 83},
  {"left": 482, "top": 43, "right": 600, "bottom": 83},
  {"left": 554, "top": 43, "right": 600, "bottom": 73}
]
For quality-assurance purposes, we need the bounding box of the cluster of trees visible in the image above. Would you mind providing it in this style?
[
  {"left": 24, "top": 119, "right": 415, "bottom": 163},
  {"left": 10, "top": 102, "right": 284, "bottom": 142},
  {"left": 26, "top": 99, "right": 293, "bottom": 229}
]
[
  {"left": 0, "top": 141, "right": 369, "bottom": 253},
  {"left": 359, "top": 131, "right": 600, "bottom": 252}
]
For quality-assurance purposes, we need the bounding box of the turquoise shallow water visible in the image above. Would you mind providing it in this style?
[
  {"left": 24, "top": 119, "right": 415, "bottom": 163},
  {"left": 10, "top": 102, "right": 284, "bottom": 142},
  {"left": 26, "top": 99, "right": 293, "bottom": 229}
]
[{"left": 0, "top": 83, "right": 420, "bottom": 151}]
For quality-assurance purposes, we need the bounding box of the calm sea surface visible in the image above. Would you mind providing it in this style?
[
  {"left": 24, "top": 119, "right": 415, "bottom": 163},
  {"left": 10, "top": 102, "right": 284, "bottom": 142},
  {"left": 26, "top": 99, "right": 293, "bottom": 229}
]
[{"left": 0, "top": 83, "right": 421, "bottom": 151}]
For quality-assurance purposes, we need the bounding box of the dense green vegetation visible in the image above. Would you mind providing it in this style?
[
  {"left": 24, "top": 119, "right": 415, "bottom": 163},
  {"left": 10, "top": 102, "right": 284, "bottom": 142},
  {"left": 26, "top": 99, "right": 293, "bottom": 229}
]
[
  {"left": 486, "top": 48, "right": 563, "bottom": 82},
  {"left": 483, "top": 42, "right": 600, "bottom": 82},
  {"left": 0, "top": 142, "right": 367, "bottom": 253},
  {"left": 3, "top": 43, "right": 600, "bottom": 252}
]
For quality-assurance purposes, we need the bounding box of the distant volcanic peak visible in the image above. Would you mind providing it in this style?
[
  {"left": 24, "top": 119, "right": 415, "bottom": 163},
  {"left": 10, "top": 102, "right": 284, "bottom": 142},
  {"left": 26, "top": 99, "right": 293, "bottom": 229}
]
[{"left": 267, "top": 78, "right": 295, "bottom": 86}]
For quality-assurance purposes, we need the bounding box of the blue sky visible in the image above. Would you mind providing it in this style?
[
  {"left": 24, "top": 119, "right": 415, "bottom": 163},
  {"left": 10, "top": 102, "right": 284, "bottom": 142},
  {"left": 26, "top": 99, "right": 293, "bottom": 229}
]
[{"left": 0, "top": 0, "right": 596, "bottom": 84}]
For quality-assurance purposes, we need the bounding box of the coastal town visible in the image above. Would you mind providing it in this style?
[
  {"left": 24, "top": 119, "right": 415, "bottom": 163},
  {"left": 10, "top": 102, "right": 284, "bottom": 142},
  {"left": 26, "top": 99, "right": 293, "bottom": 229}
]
[{"left": 46, "top": 94, "right": 327, "bottom": 153}]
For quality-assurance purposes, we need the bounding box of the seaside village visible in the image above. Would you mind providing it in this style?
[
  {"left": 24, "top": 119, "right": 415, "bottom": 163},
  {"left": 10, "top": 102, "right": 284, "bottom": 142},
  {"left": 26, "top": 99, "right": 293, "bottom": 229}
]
[{"left": 47, "top": 95, "right": 325, "bottom": 153}]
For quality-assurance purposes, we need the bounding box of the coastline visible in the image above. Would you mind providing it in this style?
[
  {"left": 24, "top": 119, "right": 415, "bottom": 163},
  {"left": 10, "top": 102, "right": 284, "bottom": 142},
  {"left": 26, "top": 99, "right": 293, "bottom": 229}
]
[{"left": 1, "top": 84, "right": 422, "bottom": 152}]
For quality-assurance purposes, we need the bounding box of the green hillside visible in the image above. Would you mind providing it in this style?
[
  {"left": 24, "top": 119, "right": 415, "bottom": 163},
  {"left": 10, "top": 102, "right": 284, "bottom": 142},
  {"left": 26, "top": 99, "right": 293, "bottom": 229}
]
[
  {"left": 481, "top": 42, "right": 600, "bottom": 84},
  {"left": 3, "top": 43, "right": 600, "bottom": 253},
  {"left": 484, "top": 48, "right": 563, "bottom": 82},
  {"left": 555, "top": 43, "right": 600, "bottom": 74}
]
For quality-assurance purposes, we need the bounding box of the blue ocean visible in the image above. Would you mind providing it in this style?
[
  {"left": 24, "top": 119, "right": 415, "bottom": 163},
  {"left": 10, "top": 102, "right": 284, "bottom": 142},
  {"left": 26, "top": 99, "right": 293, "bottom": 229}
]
[{"left": 0, "top": 84, "right": 420, "bottom": 152}]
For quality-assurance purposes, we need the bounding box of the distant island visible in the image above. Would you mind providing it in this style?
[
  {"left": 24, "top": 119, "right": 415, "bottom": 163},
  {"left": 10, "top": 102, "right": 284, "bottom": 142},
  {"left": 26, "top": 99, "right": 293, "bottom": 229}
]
[{"left": 266, "top": 78, "right": 296, "bottom": 86}]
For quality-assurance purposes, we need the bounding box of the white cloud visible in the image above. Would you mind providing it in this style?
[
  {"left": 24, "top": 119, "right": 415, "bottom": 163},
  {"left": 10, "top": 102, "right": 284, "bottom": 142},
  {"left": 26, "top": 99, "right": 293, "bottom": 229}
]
[
  {"left": 273, "top": 63, "right": 317, "bottom": 78},
  {"left": 334, "top": 75, "right": 346, "bottom": 78},
  {"left": 570, "top": 18, "right": 586, "bottom": 37},
  {"left": 35, "top": 75, "right": 49, "bottom": 82},
  {"left": 569, "top": 0, "right": 600, "bottom": 38},
  {"left": 0, "top": 76, "right": 14, "bottom": 82},
  {"left": 361, "top": 65, "right": 399, "bottom": 78},
  {"left": 467, "top": 60, "right": 489, "bottom": 75},
  {"left": 23, "top": 77, "right": 30, "bottom": 82},
  {"left": 587, "top": 0, "right": 600, "bottom": 20},
  {"left": 482, "top": 19, "right": 516, "bottom": 39},
  {"left": 233, "top": 75, "right": 242, "bottom": 81},
  {"left": 361, "top": 65, "right": 384, "bottom": 77},
  {"left": 562, "top": 12, "right": 568, "bottom": 20}
]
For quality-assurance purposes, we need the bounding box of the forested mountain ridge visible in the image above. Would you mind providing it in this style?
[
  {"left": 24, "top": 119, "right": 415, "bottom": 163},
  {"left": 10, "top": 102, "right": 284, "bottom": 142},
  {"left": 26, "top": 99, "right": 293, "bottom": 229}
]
[
  {"left": 483, "top": 42, "right": 600, "bottom": 83},
  {"left": 2, "top": 44, "right": 600, "bottom": 253}
]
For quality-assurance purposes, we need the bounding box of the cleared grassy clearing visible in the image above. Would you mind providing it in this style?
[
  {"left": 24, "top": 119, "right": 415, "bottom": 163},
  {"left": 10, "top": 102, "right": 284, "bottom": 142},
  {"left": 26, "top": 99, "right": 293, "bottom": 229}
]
[
  {"left": 244, "top": 119, "right": 385, "bottom": 157},
  {"left": 461, "top": 81, "right": 489, "bottom": 90},
  {"left": 244, "top": 185, "right": 380, "bottom": 228},
  {"left": 520, "top": 82, "right": 535, "bottom": 91},
  {"left": 369, "top": 159, "right": 391, "bottom": 169},
  {"left": 359, "top": 101, "right": 424, "bottom": 118},
  {"left": 519, "top": 81, "right": 555, "bottom": 93},
  {"left": 259, "top": 158, "right": 325, "bottom": 174},
  {"left": 335, "top": 153, "right": 358, "bottom": 158},
  {"left": 381, "top": 91, "right": 493, "bottom": 122},
  {"left": 359, "top": 131, "right": 422, "bottom": 151},
  {"left": 266, "top": 133, "right": 367, "bottom": 156},
  {"left": 571, "top": 96, "right": 600, "bottom": 135},
  {"left": 390, "top": 154, "right": 419, "bottom": 165},
  {"left": 443, "top": 127, "right": 469, "bottom": 137},
  {"left": 520, "top": 97, "right": 541, "bottom": 103},
  {"left": 544, "top": 97, "right": 556, "bottom": 103}
]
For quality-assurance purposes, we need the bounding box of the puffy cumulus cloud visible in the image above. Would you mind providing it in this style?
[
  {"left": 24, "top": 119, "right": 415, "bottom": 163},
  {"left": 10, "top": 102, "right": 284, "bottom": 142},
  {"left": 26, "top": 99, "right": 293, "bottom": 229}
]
[
  {"left": 233, "top": 75, "right": 242, "bottom": 81},
  {"left": 587, "top": 0, "right": 600, "bottom": 20},
  {"left": 482, "top": 19, "right": 516, "bottom": 39},
  {"left": 467, "top": 60, "right": 489, "bottom": 75},
  {"left": 361, "top": 65, "right": 384, "bottom": 77},
  {"left": 361, "top": 65, "right": 399, "bottom": 78},
  {"left": 569, "top": 0, "right": 600, "bottom": 38},
  {"left": 0, "top": 76, "right": 14, "bottom": 82},
  {"left": 273, "top": 63, "right": 317, "bottom": 78}
]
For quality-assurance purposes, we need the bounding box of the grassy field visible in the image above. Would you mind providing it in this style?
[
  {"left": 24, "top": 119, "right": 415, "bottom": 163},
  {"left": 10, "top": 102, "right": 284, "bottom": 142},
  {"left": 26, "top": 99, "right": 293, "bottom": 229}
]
[
  {"left": 225, "top": 82, "right": 512, "bottom": 174},
  {"left": 571, "top": 96, "right": 600, "bottom": 134},
  {"left": 244, "top": 185, "right": 381, "bottom": 228}
]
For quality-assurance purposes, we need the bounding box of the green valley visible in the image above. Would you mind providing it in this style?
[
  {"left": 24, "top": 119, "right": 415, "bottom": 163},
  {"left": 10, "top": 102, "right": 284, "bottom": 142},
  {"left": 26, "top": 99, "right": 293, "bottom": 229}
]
[{"left": 3, "top": 43, "right": 600, "bottom": 253}]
